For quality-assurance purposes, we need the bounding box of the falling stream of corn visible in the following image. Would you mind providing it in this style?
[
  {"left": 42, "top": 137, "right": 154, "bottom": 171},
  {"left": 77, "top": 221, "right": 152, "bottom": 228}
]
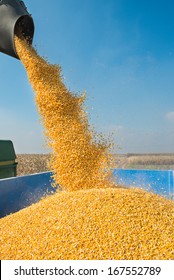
[
  {"left": 14, "top": 36, "right": 114, "bottom": 192},
  {"left": 0, "top": 36, "right": 173, "bottom": 260}
]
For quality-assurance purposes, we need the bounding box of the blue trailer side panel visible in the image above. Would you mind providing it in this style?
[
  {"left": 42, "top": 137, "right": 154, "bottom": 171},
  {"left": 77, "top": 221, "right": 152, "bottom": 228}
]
[
  {"left": 113, "top": 169, "right": 174, "bottom": 199},
  {"left": 0, "top": 172, "right": 55, "bottom": 218}
]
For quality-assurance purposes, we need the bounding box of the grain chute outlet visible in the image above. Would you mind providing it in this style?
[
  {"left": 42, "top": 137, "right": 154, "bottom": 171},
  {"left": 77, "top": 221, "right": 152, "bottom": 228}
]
[{"left": 0, "top": 0, "right": 34, "bottom": 59}]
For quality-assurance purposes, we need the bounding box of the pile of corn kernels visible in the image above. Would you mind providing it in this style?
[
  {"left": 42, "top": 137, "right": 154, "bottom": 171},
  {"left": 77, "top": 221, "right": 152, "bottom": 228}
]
[
  {"left": 1, "top": 36, "right": 172, "bottom": 260},
  {"left": 0, "top": 187, "right": 173, "bottom": 259}
]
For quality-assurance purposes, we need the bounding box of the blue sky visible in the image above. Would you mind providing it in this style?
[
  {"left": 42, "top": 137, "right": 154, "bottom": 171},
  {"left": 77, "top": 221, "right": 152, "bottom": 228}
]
[{"left": 0, "top": 0, "right": 174, "bottom": 153}]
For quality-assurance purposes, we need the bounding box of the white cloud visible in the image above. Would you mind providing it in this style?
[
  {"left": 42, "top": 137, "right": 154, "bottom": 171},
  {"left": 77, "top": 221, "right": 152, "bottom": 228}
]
[{"left": 166, "top": 111, "right": 174, "bottom": 121}]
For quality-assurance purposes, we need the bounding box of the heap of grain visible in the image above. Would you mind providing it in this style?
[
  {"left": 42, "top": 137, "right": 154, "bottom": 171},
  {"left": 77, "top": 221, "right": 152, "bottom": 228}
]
[
  {"left": 0, "top": 188, "right": 174, "bottom": 259},
  {"left": 0, "top": 36, "right": 173, "bottom": 260}
]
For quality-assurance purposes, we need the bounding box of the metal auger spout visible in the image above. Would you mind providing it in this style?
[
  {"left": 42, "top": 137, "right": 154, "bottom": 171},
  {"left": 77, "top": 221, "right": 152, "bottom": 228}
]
[{"left": 0, "top": 0, "right": 34, "bottom": 59}]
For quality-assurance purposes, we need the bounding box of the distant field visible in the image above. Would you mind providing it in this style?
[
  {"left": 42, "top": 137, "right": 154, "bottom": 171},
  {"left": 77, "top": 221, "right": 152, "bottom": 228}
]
[
  {"left": 17, "top": 154, "right": 50, "bottom": 176},
  {"left": 16, "top": 153, "right": 174, "bottom": 176},
  {"left": 113, "top": 153, "right": 174, "bottom": 170}
]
